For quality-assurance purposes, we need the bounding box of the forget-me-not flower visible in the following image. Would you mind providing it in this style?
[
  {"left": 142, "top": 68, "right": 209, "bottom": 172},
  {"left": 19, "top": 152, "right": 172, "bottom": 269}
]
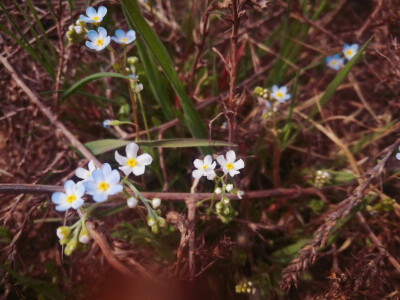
[
  {"left": 342, "top": 43, "right": 359, "bottom": 60},
  {"left": 271, "top": 85, "right": 290, "bottom": 103},
  {"left": 217, "top": 150, "right": 244, "bottom": 177},
  {"left": 85, "top": 27, "right": 110, "bottom": 51},
  {"left": 75, "top": 160, "right": 97, "bottom": 182},
  {"left": 326, "top": 54, "right": 344, "bottom": 70},
  {"left": 115, "top": 142, "right": 153, "bottom": 176},
  {"left": 83, "top": 163, "right": 123, "bottom": 202},
  {"left": 51, "top": 180, "right": 85, "bottom": 211},
  {"left": 80, "top": 6, "right": 107, "bottom": 24},
  {"left": 192, "top": 155, "right": 216, "bottom": 180},
  {"left": 112, "top": 29, "right": 136, "bottom": 45}
]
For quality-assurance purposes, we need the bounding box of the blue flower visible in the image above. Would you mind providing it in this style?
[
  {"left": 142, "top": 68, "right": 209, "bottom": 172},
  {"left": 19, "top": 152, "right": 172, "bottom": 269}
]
[
  {"left": 342, "top": 43, "right": 359, "bottom": 60},
  {"left": 326, "top": 54, "right": 344, "bottom": 70},
  {"left": 85, "top": 27, "right": 110, "bottom": 51},
  {"left": 112, "top": 29, "right": 136, "bottom": 45},
  {"left": 80, "top": 6, "right": 107, "bottom": 24},
  {"left": 51, "top": 180, "right": 85, "bottom": 211},
  {"left": 83, "top": 163, "right": 123, "bottom": 202},
  {"left": 271, "top": 85, "right": 290, "bottom": 102},
  {"left": 103, "top": 120, "right": 111, "bottom": 128}
]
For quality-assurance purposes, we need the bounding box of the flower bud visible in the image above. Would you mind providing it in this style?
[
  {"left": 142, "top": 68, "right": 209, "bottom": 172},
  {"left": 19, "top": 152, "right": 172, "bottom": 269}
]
[
  {"left": 157, "top": 217, "right": 166, "bottom": 228},
  {"left": 237, "top": 190, "right": 244, "bottom": 199},
  {"left": 151, "top": 198, "right": 161, "bottom": 209},
  {"left": 135, "top": 83, "right": 143, "bottom": 93},
  {"left": 127, "top": 196, "right": 138, "bottom": 208},
  {"left": 79, "top": 228, "right": 90, "bottom": 244},
  {"left": 64, "top": 239, "right": 77, "bottom": 256},
  {"left": 56, "top": 226, "right": 71, "bottom": 240},
  {"left": 223, "top": 198, "right": 230, "bottom": 205},
  {"left": 215, "top": 187, "right": 222, "bottom": 195},
  {"left": 127, "top": 56, "right": 139, "bottom": 66},
  {"left": 226, "top": 184, "right": 233, "bottom": 192},
  {"left": 147, "top": 217, "right": 156, "bottom": 227}
]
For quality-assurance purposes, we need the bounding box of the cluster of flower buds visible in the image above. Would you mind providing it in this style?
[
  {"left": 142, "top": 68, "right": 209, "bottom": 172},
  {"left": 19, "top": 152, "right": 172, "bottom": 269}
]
[
  {"left": 56, "top": 215, "right": 90, "bottom": 256},
  {"left": 147, "top": 215, "right": 166, "bottom": 234},
  {"left": 314, "top": 170, "right": 331, "bottom": 188},
  {"left": 235, "top": 280, "right": 256, "bottom": 294},
  {"left": 66, "top": 19, "right": 86, "bottom": 43}
]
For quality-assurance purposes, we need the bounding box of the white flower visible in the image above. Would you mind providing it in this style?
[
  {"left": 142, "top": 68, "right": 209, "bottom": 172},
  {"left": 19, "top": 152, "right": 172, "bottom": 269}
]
[
  {"left": 151, "top": 198, "right": 161, "bottom": 209},
  {"left": 111, "top": 29, "right": 136, "bottom": 45},
  {"left": 51, "top": 180, "right": 85, "bottom": 211},
  {"left": 127, "top": 197, "right": 138, "bottom": 208},
  {"left": 135, "top": 83, "right": 143, "bottom": 93},
  {"left": 271, "top": 85, "right": 290, "bottom": 102},
  {"left": 75, "top": 160, "right": 97, "bottom": 182},
  {"left": 237, "top": 190, "right": 244, "bottom": 199},
  {"left": 83, "top": 163, "right": 123, "bottom": 202},
  {"left": 215, "top": 187, "right": 222, "bottom": 195},
  {"left": 342, "top": 43, "right": 359, "bottom": 60},
  {"left": 85, "top": 27, "right": 110, "bottom": 51},
  {"left": 226, "top": 184, "right": 233, "bottom": 192},
  {"left": 115, "top": 142, "right": 153, "bottom": 176},
  {"left": 192, "top": 155, "right": 216, "bottom": 180},
  {"left": 217, "top": 150, "right": 245, "bottom": 177},
  {"left": 80, "top": 6, "right": 107, "bottom": 24}
]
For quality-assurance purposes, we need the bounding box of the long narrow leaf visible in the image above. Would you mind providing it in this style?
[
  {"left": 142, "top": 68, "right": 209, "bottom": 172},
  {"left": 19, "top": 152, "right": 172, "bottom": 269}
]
[
  {"left": 120, "top": 0, "right": 208, "bottom": 141},
  {"left": 85, "top": 139, "right": 236, "bottom": 155}
]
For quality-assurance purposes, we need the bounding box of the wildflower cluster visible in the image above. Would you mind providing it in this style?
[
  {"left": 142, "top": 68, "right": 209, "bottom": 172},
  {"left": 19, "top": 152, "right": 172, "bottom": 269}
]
[
  {"left": 235, "top": 280, "right": 256, "bottom": 295},
  {"left": 193, "top": 150, "right": 245, "bottom": 223},
  {"left": 314, "top": 170, "right": 331, "bottom": 188},
  {"left": 326, "top": 43, "right": 359, "bottom": 70},
  {"left": 254, "top": 85, "right": 290, "bottom": 118},
  {"left": 50, "top": 142, "right": 165, "bottom": 255}
]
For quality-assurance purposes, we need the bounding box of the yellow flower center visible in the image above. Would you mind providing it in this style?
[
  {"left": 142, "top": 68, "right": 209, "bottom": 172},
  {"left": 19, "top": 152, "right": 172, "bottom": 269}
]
[
  {"left": 331, "top": 60, "right": 337, "bottom": 66},
  {"left": 66, "top": 195, "right": 76, "bottom": 204},
  {"left": 346, "top": 50, "right": 352, "bottom": 56},
  {"left": 226, "top": 163, "right": 234, "bottom": 170},
  {"left": 98, "top": 182, "right": 108, "bottom": 191},
  {"left": 96, "top": 38, "right": 104, "bottom": 46},
  {"left": 127, "top": 158, "right": 137, "bottom": 168},
  {"left": 121, "top": 38, "right": 128, "bottom": 43},
  {"left": 92, "top": 16, "right": 99, "bottom": 21},
  {"left": 202, "top": 165, "right": 208, "bottom": 171},
  {"left": 276, "top": 92, "right": 282, "bottom": 98}
]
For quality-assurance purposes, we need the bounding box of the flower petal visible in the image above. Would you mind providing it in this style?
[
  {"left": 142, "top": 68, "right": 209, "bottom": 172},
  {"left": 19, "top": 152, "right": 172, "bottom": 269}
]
[
  {"left": 132, "top": 166, "right": 145, "bottom": 176},
  {"left": 272, "top": 85, "right": 278, "bottom": 93},
  {"left": 233, "top": 159, "right": 245, "bottom": 170},
  {"left": 98, "top": 27, "right": 107, "bottom": 38},
  {"left": 64, "top": 180, "right": 75, "bottom": 195},
  {"left": 76, "top": 183, "right": 85, "bottom": 197},
  {"left": 91, "top": 169, "right": 104, "bottom": 183},
  {"left": 85, "top": 41, "right": 97, "bottom": 50},
  {"left": 111, "top": 36, "right": 120, "bottom": 44},
  {"left": 126, "top": 30, "right": 136, "bottom": 42},
  {"left": 228, "top": 169, "right": 240, "bottom": 177},
  {"left": 106, "top": 170, "right": 120, "bottom": 185},
  {"left": 88, "top": 160, "right": 96, "bottom": 172},
  {"left": 93, "top": 192, "right": 108, "bottom": 202},
  {"left": 75, "top": 167, "right": 89, "bottom": 180},
  {"left": 206, "top": 171, "right": 216, "bottom": 180},
  {"left": 55, "top": 203, "right": 71, "bottom": 212},
  {"left": 87, "top": 30, "right": 99, "bottom": 41},
  {"left": 204, "top": 155, "right": 212, "bottom": 166},
  {"left": 52, "top": 192, "right": 66, "bottom": 204},
  {"left": 193, "top": 159, "right": 203, "bottom": 169},
  {"left": 115, "top": 151, "right": 127, "bottom": 166},
  {"left": 71, "top": 198, "right": 84, "bottom": 209},
  {"left": 126, "top": 142, "right": 139, "bottom": 158},
  {"left": 97, "top": 6, "right": 107, "bottom": 18},
  {"left": 107, "top": 184, "right": 123, "bottom": 195},
  {"left": 226, "top": 150, "right": 236, "bottom": 163},
  {"left": 119, "top": 165, "right": 132, "bottom": 176},
  {"left": 216, "top": 155, "right": 226, "bottom": 167},
  {"left": 83, "top": 181, "right": 97, "bottom": 195},
  {"left": 192, "top": 169, "right": 203, "bottom": 179},
  {"left": 102, "top": 163, "right": 112, "bottom": 177},
  {"left": 115, "top": 29, "right": 125, "bottom": 39},
  {"left": 136, "top": 153, "right": 153, "bottom": 166},
  {"left": 80, "top": 15, "right": 93, "bottom": 23},
  {"left": 280, "top": 86, "right": 288, "bottom": 94},
  {"left": 86, "top": 7, "right": 96, "bottom": 17}
]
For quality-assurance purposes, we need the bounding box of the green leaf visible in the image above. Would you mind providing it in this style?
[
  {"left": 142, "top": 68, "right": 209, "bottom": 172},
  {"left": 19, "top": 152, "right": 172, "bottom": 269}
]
[
  {"left": 85, "top": 139, "right": 236, "bottom": 155},
  {"left": 61, "top": 73, "right": 131, "bottom": 100},
  {"left": 120, "top": 0, "right": 208, "bottom": 142},
  {"left": 309, "top": 35, "right": 374, "bottom": 118}
]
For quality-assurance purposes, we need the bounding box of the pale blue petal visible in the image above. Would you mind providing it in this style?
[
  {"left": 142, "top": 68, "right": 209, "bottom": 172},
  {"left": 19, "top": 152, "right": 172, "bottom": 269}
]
[
  {"left": 91, "top": 169, "right": 104, "bottom": 183},
  {"left": 87, "top": 30, "right": 99, "bottom": 41},
  {"left": 332, "top": 53, "right": 341, "bottom": 59},
  {"left": 112, "top": 36, "right": 121, "bottom": 44},
  {"left": 76, "top": 183, "right": 85, "bottom": 197},
  {"left": 102, "top": 163, "right": 112, "bottom": 176},
  {"left": 93, "top": 192, "right": 108, "bottom": 202},
  {"left": 272, "top": 85, "right": 278, "bottom": 93},
  {"left": 55, "top": 203, "right": 70, "bottom": 212},
  {"left": 326, "top": 56, "right": 332, "bottom": 64},
  {"left": 64, "top": 180, "right": 75, "bottom": 194},
  {"left": 86, "top": 7, "right": 96, "bottom": 17},
  {"left": 85, "top": 41, "right": 97, "bottom": 50},
  {"left": 106, "top": 170, "right": 120, "bottom": 185},
  {"left": 97, "top": 6, "right": 107, "bottom": 18},
  {"left": 107, "top": 184, "right": 123, "bottom": 195},
  {"left": 351, "top": 44, "right": 359, "bottom": 51},
  {"left": 83, "top": 181, "right": 96, "bottom": 195},
  {"left": 282, "top": 94, "right": 291, "bottom": 101},
  {"left": 343, "top": 43, "right": 350, "bottom": 50},
  {"left": 280, "top": 86, "right": 288, "bottom": 94},
  {"left": 51, "top": 192, "right": 66, "bottom": 204},
  {"left": 98, "top": 27, "right": 107, "bottom": 38},
  {"left": 103, "top": 36, "right": 111, "bottom": 47},
  {"left": 115, "top": 29, "right": 125, "bottom": 39},
  {"left": 80, "top": 15, "right": 93, "bottom": 23},
  {"left": 71, "top": 198, "right": 84, "bottom": 209}
]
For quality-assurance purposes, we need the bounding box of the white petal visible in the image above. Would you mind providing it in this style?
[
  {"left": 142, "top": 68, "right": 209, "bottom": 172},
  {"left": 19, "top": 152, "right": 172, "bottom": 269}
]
[
  {"left": 226, "top": 150, "right": 236, "bottom": 163},
  {"left": 136, "top": 153, "right": 153, "bottom": 166},
  {"left": 204, "top": 155, "right": 212, "bottom": 166},
  {"left": 88, "top": 160, "right": 96, "bottom": 172},
  {"left": 396, "top": 153, "right": 400, "bottom": 160},
  {"left": 119, "top": 165, "right": 132, "bottom": 176},
  {"left": 71, "top": 198, "right": 84, "bottom": 209},
  {"left": 106, "top": 170, "right": 120, "bottom": 185},
  {"left": 97, "top": 27, "right": 107, "bottom": 38},
  {"left": 75, "top": 168, "right": 89, "bottom": 180},
  {"left": 193, "top": 159, "right": 203, "bottom": 169},
  {"left": 115, "top": 151, "right": 127, "bottom": 166},
  {"left": 83, "top": 181, "right": 96, "bottom": 195},
  {"left": 272, "top": 85, "right": 278, "bottom": 93},
  {"left": 101, "top": 163, "right": 112, "bottom": 177},
  {"left": 107, "top": 184, "right": 123, "bottom": 195},
  {"left": 91, "top": 169, "right": 104, "bottom": 183},
  {"left": 52, "top": 192, "right": 66, "bottom": 204},
  {"left": 76, "top": 183, "right": 85, "bottom": 197},
  {"left": 192, "top": 169, "right": 203, "bottom": 179},
  {"left": 206, "top": 171, "right": 216, "bottom": 180},
  {"left": 210, "top": 161, "right": 216, "bottom": 170},
  {"left": 64, "top": 180, "right": 75, "bottom": 195},
  {"left": 126, "top": 142, "right": 139, "bottom": 158},
  {"left": 132, "top": 166, "right": 145, "bottom": 176},
  {"left": 228, "top": 169, "right": 240, "bottom": 177},
  {"left": 234, "top": 159, "right": 245, "bottom": 170},
  {"left": 93, "top": 192, "right": 108, "bottom": 202},
  {"left": 55, "top": 203, "right": 71, "bottom": 212},
  {"left": 97, "top": 6, "right": 107, "bottom": 18},
  {"left": 216, "top": 155, "right": 226, "bottom": 167}
]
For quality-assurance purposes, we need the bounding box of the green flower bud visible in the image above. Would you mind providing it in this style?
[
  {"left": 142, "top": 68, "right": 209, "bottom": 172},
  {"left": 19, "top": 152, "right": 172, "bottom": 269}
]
[
  {"left": 127, "top": 56, "right": 139, "bottom": 66},
  {"left": 79, "top": 228, "right": 90, "bottom": 244},
  {"left": 64, "top": 239, "right": 77, "bottom": 256},
  {"left": 147, "top": 217, "right": 156, "bottom": 227}
]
